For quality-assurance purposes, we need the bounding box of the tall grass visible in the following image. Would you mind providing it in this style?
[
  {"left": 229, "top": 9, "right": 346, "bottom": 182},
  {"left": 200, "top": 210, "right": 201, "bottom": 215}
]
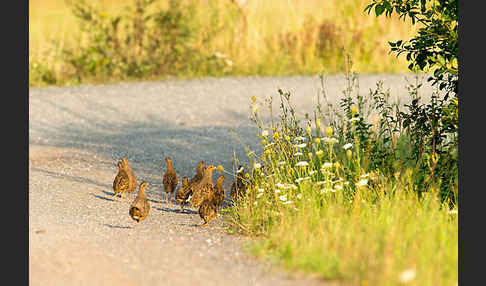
[
  {"left": 225, "top": 69, "right": 458, "bottom": 285},
  {"left": 29, "top": 0, "right": 417, "bottom": 86}
]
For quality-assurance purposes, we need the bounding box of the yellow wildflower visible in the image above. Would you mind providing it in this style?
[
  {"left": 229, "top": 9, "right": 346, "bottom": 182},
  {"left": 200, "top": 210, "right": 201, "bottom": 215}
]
[{"left": 325, "top": 126, "right": 333, "bottom": 137}]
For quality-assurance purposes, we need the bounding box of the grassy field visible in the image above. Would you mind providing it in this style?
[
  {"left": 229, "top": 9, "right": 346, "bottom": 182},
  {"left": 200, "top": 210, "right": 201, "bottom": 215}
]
[
  {"left": 225, "top": 74, "right": 458, "bottom": 285},
  {"left": 29, "top": 0, "right": 418, "bottom": 86}
]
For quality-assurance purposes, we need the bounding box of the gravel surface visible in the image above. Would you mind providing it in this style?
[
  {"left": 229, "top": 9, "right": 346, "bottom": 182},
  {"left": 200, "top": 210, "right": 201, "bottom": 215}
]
[{"left": 29, "top": 74, "right": 436, "bottom": 286}]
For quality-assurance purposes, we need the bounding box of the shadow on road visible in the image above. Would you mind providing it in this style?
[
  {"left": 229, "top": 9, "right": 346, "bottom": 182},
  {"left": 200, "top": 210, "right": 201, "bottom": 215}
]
[{"left": 30, "top": 94, "right": 262, "bottom": 201}]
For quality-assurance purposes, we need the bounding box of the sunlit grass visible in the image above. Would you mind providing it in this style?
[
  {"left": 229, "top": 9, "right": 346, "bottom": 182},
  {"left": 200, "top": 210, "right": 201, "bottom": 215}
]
[
  {"left": 29, "top": 0, "right": 418, "bottom": 86},
  {"left": 225, "top": 73, "right": 458, "bottom": 285}
]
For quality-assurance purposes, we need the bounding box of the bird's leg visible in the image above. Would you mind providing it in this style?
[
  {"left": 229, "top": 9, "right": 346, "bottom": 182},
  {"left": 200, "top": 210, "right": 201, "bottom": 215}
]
[
  {"left": 112, "top": 192, "right": 118, "bottom": 201},
  {"left": 168, "top": 192, "right": 172, "bottom": 205}
]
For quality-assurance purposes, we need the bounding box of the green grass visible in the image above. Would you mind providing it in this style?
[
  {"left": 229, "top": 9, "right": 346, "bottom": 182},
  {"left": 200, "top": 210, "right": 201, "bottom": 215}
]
[{"left": 224, "top": 72, "right": 458, "bottom": 286}]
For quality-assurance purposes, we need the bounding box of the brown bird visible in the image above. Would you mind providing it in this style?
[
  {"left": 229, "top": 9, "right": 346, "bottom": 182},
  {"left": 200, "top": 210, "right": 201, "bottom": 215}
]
[
  {"left": 121, "top": 157, "right": 138, "bottom": 199},
  {"left": 175, "top": 161, "right": 204, "bottom": 211},
  {"left": 230, "top": 165, "right": 247, "bottom": 201},
  {"left": 175, "top": 176, "right": 191, "bottom": 211},
  {"left": 129, "top": 181, "right": 150, "bottom": 223},
  {"left": 190, "top": 165, "right": 217, "bottom": 208},
  {"left": 189, "top": 161, "right": 205, "bottom": 185},
  {"left": 214, "top": 175, "right": 226, "bottom": 208},
  {"left": 198, "top": 197, "right": 218, "bottom": 227},
  {"left": 113, "top": 161, "right": 130, "bottom": 201},
  {"left": 162, "top": 157, "right": 179, "bottom": 205}
]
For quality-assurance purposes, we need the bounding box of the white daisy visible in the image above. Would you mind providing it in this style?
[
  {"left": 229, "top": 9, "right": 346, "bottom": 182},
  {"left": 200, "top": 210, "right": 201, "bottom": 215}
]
[
  {"left": 322, "top": 162, "right": 333, "bottom": 169},
  {"left": 296, "top": 161, "right": 309, "bottom": 167},
  {"left": 356, "top": 179, "right": 368, "bottom": 187},
  {"left": 294, "top": 143, "right": 307, "bottom": 148},
  {"left": 343, "top": 143, "right": 353, "bottom": 150}
]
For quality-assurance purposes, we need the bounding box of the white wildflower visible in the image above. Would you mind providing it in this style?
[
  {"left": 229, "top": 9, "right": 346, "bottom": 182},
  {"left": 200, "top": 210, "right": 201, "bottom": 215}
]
[
  {"left": 279, "top": 194, "right": 288, "bottom": 201},
  {"left": 294, "top": 143, "right": 307, "bottom": 148},
  {"left": 256, "top": 193, "right": 264, "bottom": 199},
  {"left": 295, "top": 178, "right": 304, "bottom": 183},
  {"left": 254, "top": 162, "right": 262, "bottom": 169},
  {"left": 360, "top": 173, "right": 370, "bottom": 178},
  {"left": 344, "top": 181, "right": 350, "bottom": 185},
  {"left": 356, "top": 179, "right": 368, "bottom": 187},
  {"left": 282, "top": 200, "right": 292, "bottom": 205},
  {"left": 343, "top": 143, "right": 353, "bottom": 150},
  {"left": 322, "top": 162, "right": 333, "bottom": 169},
  {"left": 275, "top": 183, "right": 286, "bottom": 188},
  {"left": 334, "top": 184, "right": 343, "bottom": 191},
  {"left": 261, "top": 130, "right": 269, "bottom": 137},
  {"left": 275, "top": 189, "right": 281, "bottom": 193},
  {"left": 296, "top": 161, "right": 309, "bottom": 167},
  {"left": 257, "top": 188, "right": 265, "bottom": 193},
  {"left": 296, "top": 193, "right": 303, "bottom": 199},
  {"left": 322, "top": 137, "right": 338, "bottom": 144},
  {"left": 399, "top": 269, "right": 416, "bottom": 283}
]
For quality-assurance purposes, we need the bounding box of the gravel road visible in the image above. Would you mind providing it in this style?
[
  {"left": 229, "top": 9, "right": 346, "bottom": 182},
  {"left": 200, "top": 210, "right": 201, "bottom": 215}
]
[{"left": 29, "top": 74, "right": 436, "bottom": 286}]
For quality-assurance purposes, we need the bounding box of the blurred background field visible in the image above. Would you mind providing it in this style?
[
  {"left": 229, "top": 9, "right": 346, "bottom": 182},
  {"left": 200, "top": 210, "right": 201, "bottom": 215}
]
[{"left": 29, "top": 0, "right": 418, "bottom": 86}]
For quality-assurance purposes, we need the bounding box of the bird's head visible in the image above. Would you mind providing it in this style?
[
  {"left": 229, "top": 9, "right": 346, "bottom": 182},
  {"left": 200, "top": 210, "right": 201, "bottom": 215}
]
[{"left": 139, "top": 181, "right": 149, "bottom": 191}]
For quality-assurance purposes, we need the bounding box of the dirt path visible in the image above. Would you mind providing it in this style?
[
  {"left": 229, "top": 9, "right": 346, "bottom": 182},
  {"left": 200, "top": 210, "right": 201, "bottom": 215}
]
[{"left": 29, "top": 74, "right": 435, "bottom": 286}]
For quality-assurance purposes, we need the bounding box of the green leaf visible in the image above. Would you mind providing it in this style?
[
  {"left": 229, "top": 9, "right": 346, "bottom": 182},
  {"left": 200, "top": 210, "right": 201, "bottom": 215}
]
[{"left": 375, "top": 4, "right": 385, "bottom": 16}]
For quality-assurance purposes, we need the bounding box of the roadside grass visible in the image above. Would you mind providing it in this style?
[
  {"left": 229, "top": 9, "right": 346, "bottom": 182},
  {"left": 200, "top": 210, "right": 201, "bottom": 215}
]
[
  {"left": 224, "top": 71, "right": 458, "bottom": 285},
  {"left": 29, "top": 0, "right": 417, "bottom": 86}
]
